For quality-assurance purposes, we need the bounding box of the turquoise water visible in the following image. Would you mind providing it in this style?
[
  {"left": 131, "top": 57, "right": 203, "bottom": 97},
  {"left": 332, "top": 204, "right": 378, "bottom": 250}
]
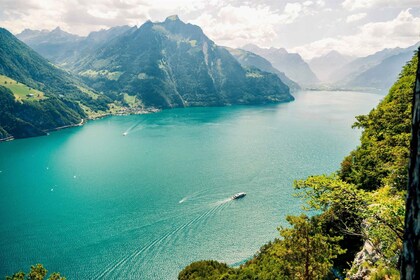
[{"left": 0, "top": 91, "right": 381, "bottom": 279}]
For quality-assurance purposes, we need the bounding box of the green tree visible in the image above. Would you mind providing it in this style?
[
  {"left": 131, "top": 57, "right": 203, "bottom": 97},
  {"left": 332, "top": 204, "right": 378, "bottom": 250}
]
[
  {"left": 178, "top": 260, "right": 232, "bottom": 280},
  {"left": 271, "top": 215, "right": 345, "bottom": 280},
  {"left": 6, "top": 264, "right": 65, "bottom": 280},
  {"left": 339, "top": 52, "right": 417, "bottom": 191}
]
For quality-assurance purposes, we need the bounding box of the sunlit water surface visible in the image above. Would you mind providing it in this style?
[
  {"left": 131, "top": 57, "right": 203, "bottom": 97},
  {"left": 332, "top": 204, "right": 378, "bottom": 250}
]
[{"left": 0, "top": 91, "right": 382, "bottom": 279}]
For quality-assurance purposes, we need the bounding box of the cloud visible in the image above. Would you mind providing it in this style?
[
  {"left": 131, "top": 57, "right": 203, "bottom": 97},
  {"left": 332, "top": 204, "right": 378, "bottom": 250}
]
[
  {"left": 191, "top": 4, "right": 285, "bottom": 47},
  {"left": 0, "top": 0, "right": 214, "bottom": 35},
  {"left": 279, "top": 3, "right": 302, "bottom": 24},
  {"left": 346, "top": 12, "right": 367, "bottom": 22},
  {"left": 342, "top": 0, "right": 420, "bottom": 10},
  {"left": 190, "top": 1, "right": 328, "bottom": 47},
  {"left": 293, "top": 8, "right": 420, "bottom": 59}
]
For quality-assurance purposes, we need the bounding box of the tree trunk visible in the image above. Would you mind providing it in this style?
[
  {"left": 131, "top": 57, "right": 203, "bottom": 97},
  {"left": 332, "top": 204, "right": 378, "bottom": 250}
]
[{"left": 401, "top": 48, "right": 420, "bottom": 279}]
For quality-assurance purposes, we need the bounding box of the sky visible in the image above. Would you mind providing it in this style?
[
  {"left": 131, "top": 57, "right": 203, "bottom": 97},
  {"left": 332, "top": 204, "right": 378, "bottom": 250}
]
[{"left": 1, "top": 0, "right": 420, "bottom": 59}]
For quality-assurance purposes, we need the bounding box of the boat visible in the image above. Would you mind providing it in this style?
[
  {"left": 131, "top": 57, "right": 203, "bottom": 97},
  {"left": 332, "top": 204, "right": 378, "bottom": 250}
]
[
  {"left": 232, "top": 192, "right": 246, "bottom": 200},
  {"left": 123, "top": 132, "right": 127, "bottom": 136}
]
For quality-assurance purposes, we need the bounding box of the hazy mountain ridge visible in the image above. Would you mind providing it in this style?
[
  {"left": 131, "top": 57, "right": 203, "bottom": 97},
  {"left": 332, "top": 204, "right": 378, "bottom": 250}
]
[
  {"left": 242, "top": 43, "right": 319, "bottom": 87},
  {"left": 17, "top": 25, "right": 133, "bottom": 66},
  {"left": 308, "top": 50, "right": 355, "bottom": 82},
  {"left": 226, "top": 47, "right": 300, "bottom": 92},
  {"left": 342, "top": 43, "right": 419, "bottom": 91},
  {"left": 329, "top": 43, "right": 419, "bottom": 91}
]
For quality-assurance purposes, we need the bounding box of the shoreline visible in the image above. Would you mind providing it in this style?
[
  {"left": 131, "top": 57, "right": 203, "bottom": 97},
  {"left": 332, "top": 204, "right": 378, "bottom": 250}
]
[
  {"left": 0, "top": 136, "right": 14, "bottom": 142},
  {"left": 1, "top": 107, "right": 162, "bottom": 142}
]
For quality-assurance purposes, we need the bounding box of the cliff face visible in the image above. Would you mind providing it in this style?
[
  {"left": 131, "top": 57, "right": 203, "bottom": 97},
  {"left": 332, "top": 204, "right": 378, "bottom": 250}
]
[{"left": 401, "top": 48, "right": 420, "bottom": 279}]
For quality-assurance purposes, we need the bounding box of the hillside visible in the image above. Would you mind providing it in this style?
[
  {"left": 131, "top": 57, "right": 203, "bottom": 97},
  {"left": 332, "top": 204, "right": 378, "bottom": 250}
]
[
  {"left": 330, "top": 43, "right": 419, "bottom": 91},
  {"left": 72, "top": 16, "right": 293, "bottom": 108},
  {"left": 0, "top": 28, "right": 110, "bottom": 139},
  {"left": 242, "top": 44, "right": 319, "bottom": 87},
  {"left": 226, "top": 47, "right": 300, "bottom": 92},
  {"left": 345, "top": 47, "right": 417, "bottom": 91},
  {"left": 179, "top": 51, "right": 418, "bottom": 280}
]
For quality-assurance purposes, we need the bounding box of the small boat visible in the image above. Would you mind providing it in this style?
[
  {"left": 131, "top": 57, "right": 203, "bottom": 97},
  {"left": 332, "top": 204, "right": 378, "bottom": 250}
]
[
  {"left": 123, "top": 132, "right": 127, "bottom": 136},
  {"left": 232, "top": 192, "right": 246, "bottom": 200}
]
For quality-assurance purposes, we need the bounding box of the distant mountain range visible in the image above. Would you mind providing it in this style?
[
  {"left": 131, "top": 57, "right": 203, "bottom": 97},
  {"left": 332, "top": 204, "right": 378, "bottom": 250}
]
[
  {"left": 308, "top": 51, "right": 355, "bottom": 83},
  {"left": 330, "top": 43, "right": 419, "bottom": 91},
  {"left": 226, "top": 47, "right": 300, "bottom": 92},
  {"left": 17, "top": 26, "right": 133, "bottom": 66},
  {"left": 242, "top": 44, "right": 320, "bottom": 87}
]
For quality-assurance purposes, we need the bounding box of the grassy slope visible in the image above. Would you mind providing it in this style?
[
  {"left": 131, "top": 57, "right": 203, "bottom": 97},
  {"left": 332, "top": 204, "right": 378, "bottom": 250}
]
[{"left": 0, "top": 74, "right": 45, "bottom": 101}]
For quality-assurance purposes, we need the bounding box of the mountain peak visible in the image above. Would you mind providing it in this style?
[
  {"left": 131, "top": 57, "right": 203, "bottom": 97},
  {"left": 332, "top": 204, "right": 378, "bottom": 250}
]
[{"left": 165, "top": 15, "right": 180, "bottom": 22}]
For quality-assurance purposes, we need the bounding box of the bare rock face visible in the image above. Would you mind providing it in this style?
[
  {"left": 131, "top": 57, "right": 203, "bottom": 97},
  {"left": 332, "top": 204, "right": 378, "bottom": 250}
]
[
  {"left": 401, "top": 48, "right": 420, "bottom": 279},
  {"left": 348, "top": 240, "right": 381, "bottom": 280}
]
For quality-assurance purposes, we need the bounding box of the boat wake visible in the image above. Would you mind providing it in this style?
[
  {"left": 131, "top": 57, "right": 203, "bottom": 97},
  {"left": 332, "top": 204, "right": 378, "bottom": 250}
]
[
  {"left": 91, "top": 197, "right": 233, "bottom": 279},
  {"left": 178, "top": 190, "right": 208, "bottom": 204},
  {"left": 123, "top": 119, "right": 145, "bottom": 136}
]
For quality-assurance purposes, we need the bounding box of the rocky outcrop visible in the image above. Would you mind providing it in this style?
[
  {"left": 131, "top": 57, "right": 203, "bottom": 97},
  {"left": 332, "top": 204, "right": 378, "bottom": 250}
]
[{"left": 347, "top": 240, "right": 381, "bottom": 280}]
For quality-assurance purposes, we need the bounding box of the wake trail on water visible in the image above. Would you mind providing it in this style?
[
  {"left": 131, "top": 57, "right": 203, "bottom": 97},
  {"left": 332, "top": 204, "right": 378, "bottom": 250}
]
[
  {"left": 94, "top": 197, "right": 233, "bottom": 279},
  {"left": 136, "top": 198, "right": 233, "bottom": 268},
  {"left": 178, "top": 189, "right": 209, "bottom": 204},
  {"left": 123, "top": 119, "right": 145, "bottom": 135}
]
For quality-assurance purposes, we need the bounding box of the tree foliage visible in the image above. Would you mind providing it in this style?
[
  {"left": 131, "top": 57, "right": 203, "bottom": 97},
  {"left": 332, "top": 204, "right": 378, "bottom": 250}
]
[
  {"left": 340, "top": 52, "right": 417, "bottom": 191},
  {"left": 179, "top": 215, "right": 344, "bottom": 280},
  {"left": 6, "top": 264, "right": 65, "bottom": 280}
]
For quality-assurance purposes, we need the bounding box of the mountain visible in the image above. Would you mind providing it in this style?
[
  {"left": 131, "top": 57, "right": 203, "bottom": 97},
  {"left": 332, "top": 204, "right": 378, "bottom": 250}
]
[
  {"left": 72, "top": 15, "right": 293, "bottom": 108},
  {"left": 308, "top": 51, "right": 354, "bottom": 82},
  {"left": 242, "top": 44, "right": 319, "bottom": 87},
  {"left": 16, "top": 27, "right": 83, "bottom": 64},
  {"left": 330, "top": 43, "right": 419, "bottom": 91},
  {"left": 0, "top": 28, "right": 109, "bottom": 140},
  {"left": 226, "top": 47, "right": 300, "bottom": 92},
  {"left": 17, "top": 25, "right": 132, "bottom": 66},
  {"left": 341, "top": 43, "right": 419, "bottom": 91}
]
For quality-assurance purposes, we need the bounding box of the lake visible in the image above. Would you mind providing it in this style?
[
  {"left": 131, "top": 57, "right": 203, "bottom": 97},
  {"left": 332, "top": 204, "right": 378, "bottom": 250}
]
[{"left": 0, "top": 90, "right": 382, "bottom": 279}]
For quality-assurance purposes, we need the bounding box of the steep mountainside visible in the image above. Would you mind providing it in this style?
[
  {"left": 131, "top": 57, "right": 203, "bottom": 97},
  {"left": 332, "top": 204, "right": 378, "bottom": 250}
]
[
  {"left": 0, "top": 28, "right": 109, "bottom": 139},
  {"left": 226, "top": 47, "right": 300, "bottom": 92},
  {"left": 309, "top": 50, "right": 354, "bottom": 82},
  {"left": 330, "top": 43, "right": 419, "bottom": 91},
  {"left": 72, "top": 16, "right": 293, "bottom": 108},
  {"left": 344, "top": 46, "right": 418, "bottom": 91},
  {"left": 243, "top": 44, "right": 319, "bottom": 87}
]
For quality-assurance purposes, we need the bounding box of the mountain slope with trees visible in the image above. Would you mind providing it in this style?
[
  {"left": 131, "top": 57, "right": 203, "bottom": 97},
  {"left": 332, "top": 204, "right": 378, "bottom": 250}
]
[
  {"left": 226, "top": 47, "right": 300, "bottom": 92},
  {"left": 243, "top": 44, "right": 319, "bottom": 87},
  {"left": 0, "top": 28, "right": 111, "bottom": 139},
  {"left": 71, "top": 16, "right": 293, "bottom": 108}
]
